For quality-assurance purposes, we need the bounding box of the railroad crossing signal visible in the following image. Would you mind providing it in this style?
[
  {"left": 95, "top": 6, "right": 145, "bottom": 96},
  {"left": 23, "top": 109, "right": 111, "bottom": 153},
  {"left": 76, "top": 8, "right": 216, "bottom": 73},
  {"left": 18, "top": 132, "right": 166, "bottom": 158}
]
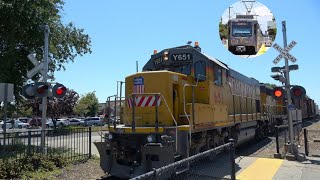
[
  {"left": 27, "top": 54, "right": 52, "bottom": 79},
  {"left": 272, "top": 87, "right": 285, "bottom": 99},
  {"left": 52, "top": 83, "right": 67, "bottom": 98},
  {"left": 33, "top": 82, "right": 49, "bottom": 98},
  {"left": 22, "top": 83, "right": 67, "bottom": 99},
  {"left": 273, "top": 41, "right": 297, "bottom": 64},
  {"left": 290, "top": 85, "right": 306, "bottom": 99}
]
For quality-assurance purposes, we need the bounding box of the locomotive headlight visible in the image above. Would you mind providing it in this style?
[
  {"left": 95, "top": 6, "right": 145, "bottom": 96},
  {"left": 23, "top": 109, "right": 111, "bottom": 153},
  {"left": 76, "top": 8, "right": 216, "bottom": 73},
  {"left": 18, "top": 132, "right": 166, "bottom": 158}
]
[
  {"left": 108, "top": 133, "right": 113, "bottom": 140},
  {"left": 147, "top": 134, "right": 154, "bottom": 143},
  {"left": 163, "top": 51, "right": 169, "bottom": 61}
]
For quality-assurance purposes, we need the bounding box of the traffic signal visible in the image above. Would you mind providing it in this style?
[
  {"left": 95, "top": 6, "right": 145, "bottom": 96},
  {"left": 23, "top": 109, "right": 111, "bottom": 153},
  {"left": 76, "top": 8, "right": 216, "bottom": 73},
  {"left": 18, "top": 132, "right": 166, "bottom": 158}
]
[
  {"left": 22, "top": 84, "right": 35, "bottom": 99},
  {"left": 33, "top": 82, "right": 49, "bottom": 98},
  {"left": 290, "top": 86, "right": 306, "bottom": 99},
  {"left": 52, "top": 83, "right": 67, "bottom": 98},
  {"left": 272, "top": 87, "right": 285, "bottom": 99}
]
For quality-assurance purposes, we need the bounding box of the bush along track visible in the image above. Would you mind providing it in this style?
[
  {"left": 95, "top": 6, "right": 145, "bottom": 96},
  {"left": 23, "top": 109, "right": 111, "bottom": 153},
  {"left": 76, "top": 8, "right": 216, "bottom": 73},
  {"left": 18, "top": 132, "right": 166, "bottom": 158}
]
[{"left": 0, "top": 155, "right": 72, "bottom": 179}]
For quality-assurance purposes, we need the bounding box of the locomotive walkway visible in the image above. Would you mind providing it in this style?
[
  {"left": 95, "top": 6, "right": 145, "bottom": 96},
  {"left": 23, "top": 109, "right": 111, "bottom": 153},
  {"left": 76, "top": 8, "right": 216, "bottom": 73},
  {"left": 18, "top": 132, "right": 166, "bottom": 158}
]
[{"left": 235, "top": 156, "right": 320, "bottom": 180}]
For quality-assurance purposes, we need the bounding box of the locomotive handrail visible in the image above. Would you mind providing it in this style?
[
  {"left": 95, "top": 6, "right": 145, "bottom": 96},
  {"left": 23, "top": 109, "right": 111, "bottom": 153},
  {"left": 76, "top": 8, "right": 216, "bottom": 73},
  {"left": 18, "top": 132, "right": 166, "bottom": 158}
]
[
  {"left": 107, "top": 95, "right": 117, "bottom": 129},
  {"left": 182, "top": 74, "right": 206, "bottom": 147},
  {"left": 129, "top": 92, "right": 178, "bottom": 153}
]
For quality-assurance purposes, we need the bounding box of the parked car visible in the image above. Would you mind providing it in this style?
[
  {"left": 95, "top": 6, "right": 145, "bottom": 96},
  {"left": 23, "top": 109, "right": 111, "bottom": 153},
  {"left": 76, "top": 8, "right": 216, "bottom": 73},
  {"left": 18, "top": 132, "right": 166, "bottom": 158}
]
[
  {"left": 83, "top": 117, "right": 103, "bottom": 126},
  {"left": 0, "top": 120, "right": 13, "bottom": 129},
  {"left": 28, "top": 118, "right": 43, "bottom": 127},
  {"left": 46, "top": 119, "right": 69, "bottom": 128},
  {"left": 14, "top": 119, "right": 30, "bottom": 129},
  {"left": 68, "top": 118, "right": 85, "bottom": 126}
]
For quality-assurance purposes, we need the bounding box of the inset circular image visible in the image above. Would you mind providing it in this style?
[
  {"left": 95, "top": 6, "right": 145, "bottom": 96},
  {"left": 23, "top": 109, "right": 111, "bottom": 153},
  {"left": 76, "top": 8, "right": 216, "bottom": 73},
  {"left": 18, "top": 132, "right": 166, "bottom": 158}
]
[{"left": 219, "top": 1, "right": 276, "bottom": 58}]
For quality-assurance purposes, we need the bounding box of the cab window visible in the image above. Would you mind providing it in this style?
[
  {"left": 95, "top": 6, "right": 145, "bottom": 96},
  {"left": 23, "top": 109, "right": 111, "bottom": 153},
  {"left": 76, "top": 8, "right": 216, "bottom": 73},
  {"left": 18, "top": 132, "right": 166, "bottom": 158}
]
[
  {"left": 194, "top": 61, "right": 206, "bottom": 82},
  {"left": 214, "top": 66, "right": 222, "bottom": 86}
]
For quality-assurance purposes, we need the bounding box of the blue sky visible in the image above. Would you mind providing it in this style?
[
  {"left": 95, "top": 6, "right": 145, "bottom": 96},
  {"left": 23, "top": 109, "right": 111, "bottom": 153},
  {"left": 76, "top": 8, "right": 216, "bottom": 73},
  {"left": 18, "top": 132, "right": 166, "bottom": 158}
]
[{"left": 55, "top": 0, "right": 320, "bottom": 106}]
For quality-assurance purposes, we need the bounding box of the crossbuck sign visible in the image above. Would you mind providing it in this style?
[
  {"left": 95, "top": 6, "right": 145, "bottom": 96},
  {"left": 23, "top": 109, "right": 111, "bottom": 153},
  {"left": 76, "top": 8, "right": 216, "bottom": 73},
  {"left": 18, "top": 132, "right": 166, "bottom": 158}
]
[{"left": 273, "top": 41, "right": 297, "bottom": 64}]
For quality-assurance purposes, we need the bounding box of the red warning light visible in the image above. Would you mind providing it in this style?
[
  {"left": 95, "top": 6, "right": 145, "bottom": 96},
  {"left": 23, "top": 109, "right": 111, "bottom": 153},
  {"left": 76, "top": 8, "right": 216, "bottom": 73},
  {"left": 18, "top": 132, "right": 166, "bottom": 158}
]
[
  {"left": 55, "top": 87, "right": 66, "bottom": 95},
  {"left": 36, "top": 85, "right": 48, "bottom": 94},
  {"left": 274, "top": 90, "right": 282, "bottom": 97},
  {"left": 52, "top": 83, "right": 67, "bottom": 98},
  {"left": 290, "top": 86, "right": 306, "bottom": 99},
  {"left": 272, "top": 87, "right": 284, "bottom": 99}
]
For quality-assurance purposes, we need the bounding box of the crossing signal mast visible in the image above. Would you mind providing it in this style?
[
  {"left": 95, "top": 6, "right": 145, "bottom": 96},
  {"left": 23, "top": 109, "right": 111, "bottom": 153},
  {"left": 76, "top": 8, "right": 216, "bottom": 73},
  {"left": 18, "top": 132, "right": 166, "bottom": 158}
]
[{"left": 22, "top": 25, "right": 68, "bottom": 153}]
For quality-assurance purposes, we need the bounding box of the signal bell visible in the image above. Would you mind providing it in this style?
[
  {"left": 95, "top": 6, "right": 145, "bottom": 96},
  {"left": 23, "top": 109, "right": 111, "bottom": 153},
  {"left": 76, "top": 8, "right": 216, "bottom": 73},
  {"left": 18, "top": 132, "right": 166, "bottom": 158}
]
[
  {"left": 52, "top": 83, "right": 67, "bottom": 98},
  {"left": 290, "top": 85, "right": 306, "bottom": 99},
  {"left": 272, "top": 87, "right": 285, "bottom": 99}
]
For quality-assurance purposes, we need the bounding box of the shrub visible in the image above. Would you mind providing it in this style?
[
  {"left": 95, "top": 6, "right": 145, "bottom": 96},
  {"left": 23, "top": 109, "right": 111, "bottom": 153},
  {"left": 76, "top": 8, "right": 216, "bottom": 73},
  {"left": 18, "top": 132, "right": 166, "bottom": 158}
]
[{"left": 0, "top": 154, "right": 70, "bottom": 179}]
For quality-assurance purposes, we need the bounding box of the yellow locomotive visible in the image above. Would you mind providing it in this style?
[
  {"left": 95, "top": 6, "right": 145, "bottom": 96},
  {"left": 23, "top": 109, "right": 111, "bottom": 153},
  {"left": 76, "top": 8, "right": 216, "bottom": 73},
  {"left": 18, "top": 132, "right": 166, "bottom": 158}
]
[{"left": 95, "top": 42, "right": 286, "bottom": 178}]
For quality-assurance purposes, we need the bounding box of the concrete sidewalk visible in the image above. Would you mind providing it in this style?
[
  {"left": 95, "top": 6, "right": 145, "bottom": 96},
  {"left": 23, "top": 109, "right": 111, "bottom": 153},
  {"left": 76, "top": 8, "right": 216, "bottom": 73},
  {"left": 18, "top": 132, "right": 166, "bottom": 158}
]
[{"left": 235, "top": 156, "right": 320, "bottom": 180}]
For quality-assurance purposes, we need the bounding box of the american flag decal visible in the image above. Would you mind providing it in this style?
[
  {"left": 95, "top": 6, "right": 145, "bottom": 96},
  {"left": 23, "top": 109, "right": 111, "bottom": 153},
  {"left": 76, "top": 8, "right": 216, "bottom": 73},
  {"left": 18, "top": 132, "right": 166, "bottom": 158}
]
[{"left": 133, "top": 77, "right": 144, "bottom": 94}]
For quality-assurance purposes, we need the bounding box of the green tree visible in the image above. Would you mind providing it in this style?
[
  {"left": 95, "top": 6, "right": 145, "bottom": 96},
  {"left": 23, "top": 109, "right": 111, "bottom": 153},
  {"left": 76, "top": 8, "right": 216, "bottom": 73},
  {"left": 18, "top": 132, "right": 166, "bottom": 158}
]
[
  {"left": 74, "top": 92, "right": 99, "bottom": 117},
  {"left": 219, "top": 22, "right": 228, "bottom": 40},
  {"left": 265, "top": 83, "right": 277, "bottom": 89},
  {"left": 0, "top": 0, "right": 91, "bottom": 102}
]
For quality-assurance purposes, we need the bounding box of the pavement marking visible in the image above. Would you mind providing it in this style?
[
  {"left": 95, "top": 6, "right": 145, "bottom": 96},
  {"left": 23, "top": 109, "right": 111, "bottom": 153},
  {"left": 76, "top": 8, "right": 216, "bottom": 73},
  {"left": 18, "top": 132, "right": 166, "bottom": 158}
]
[
  {"left": 257, "top": 44, "right": 267, "bottom": 56},
  {"left": 237, "top": 158, "right": 284, "bottom": 180}
]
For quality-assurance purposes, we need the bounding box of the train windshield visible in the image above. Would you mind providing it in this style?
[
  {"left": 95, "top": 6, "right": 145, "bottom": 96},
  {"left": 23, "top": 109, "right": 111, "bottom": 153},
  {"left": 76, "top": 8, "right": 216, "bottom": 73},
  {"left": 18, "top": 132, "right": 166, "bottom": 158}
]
[
  {"left": 232, "top": 23, "right": 252, "bottom": 37},
  {"left": 155, "top": 64, "right": 191, "bottom": 75},
  {"left": 173, "top": 64, "right": 191, "bottom": 75}
]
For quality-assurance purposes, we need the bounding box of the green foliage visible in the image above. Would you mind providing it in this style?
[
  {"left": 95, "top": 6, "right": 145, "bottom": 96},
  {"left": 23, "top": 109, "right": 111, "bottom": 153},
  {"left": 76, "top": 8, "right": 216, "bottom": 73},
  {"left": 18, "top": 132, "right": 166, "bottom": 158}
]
[
  {"left": 265, "top": 83, "right": 277, "bottom": 89},
  {"left": 74, "top": 92, "right": 99, "bottom": 117},
  {"left": 0, "top": 0, "right": 91, "bottom": 102},
  {"left": 0, "top": 154, "right": 72, "bottom": 179},
  {"left": 219, "top": 22, "right": 228, "bottom": 40}
]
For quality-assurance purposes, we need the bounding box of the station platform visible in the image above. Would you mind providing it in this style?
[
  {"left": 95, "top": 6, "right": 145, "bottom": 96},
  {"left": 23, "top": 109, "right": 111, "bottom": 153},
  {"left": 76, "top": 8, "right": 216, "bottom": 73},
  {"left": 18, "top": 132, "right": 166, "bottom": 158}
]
[{"left": 235, "top": 156, "right": 320, "bottom": 180}]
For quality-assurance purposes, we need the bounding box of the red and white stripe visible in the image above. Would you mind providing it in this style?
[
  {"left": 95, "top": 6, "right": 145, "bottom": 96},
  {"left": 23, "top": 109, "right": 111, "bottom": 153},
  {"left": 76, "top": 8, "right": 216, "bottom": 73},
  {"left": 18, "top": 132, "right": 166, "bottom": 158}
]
[{"left": 126, "top": 96, "right": 161, "bottom": 108}]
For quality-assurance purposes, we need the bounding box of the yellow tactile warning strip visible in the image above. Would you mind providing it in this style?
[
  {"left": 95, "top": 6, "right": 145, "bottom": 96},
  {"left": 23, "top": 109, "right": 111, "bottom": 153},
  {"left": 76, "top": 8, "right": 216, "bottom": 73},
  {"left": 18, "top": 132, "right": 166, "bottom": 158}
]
[
  {"left": 257, "top": 44, "right": 267, "bottom": 56},
  {"left": 237, "top": 158, "right": 284, "bottom": 180}
]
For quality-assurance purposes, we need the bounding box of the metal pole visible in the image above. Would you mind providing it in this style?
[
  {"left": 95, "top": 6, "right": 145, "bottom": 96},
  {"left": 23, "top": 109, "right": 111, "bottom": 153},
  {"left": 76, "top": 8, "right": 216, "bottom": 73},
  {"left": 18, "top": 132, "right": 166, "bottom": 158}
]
[
  {"left": 275, "top": 126, "right": 280, "bottom": 154},
  {"left": 136, "top": 61, "right": 138, "bottom": 73},
  {"left": 89, "top": 127, "right": 92, "bottom": 158},
  {"left": 155, "top": 94, "right": 159, "bottom": 132},
  {"left": 304, "top": 129, "right": 308, "bottom": 156},
  {"left": 132, "top": 94, "right": 136, "bottom": 131},
  {"left": 229, "top": 139, "right": 236, "bottom": 180},
  {"left": 282, "top": 21, "right": 295, "bottom": 154},
  {"left": 41, "top": 25, "right": 49, "bottom": 154},
  {"left": 3, "top": 83, "right": 8, "bottom": 146}
]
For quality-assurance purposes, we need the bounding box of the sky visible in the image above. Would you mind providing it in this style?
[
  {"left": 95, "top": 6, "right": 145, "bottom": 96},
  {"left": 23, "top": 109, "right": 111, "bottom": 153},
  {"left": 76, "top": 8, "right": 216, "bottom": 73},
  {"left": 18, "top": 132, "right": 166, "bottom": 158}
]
[{"left": 55, "top": 0, "right": 320, "bottom": 106}]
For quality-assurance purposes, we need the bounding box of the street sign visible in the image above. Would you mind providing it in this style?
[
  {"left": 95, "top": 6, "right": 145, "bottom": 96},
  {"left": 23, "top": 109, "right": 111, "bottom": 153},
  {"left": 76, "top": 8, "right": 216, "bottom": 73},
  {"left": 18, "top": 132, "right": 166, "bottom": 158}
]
[
  {"left": 272, "top": 41, "right": 297, "bottom": 64},
  {"left": 0, "top": 83, "right": 14, "bottom": 102},
  {"left": 288, "top": 104, "right": 295, "bottom": 110}
]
